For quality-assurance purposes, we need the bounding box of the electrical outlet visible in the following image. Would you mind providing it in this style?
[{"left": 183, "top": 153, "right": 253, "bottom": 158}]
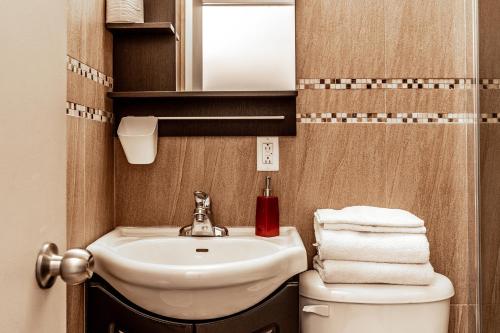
[
  {"left": 257, "top": 137, "right": 279, "bottom": 171},
  {"left": 263, "top": 143, "right": 273, "bottom": 164}
]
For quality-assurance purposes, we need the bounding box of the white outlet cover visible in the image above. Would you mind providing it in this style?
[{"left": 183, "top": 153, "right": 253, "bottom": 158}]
[{"left": 257, "top": 137, "right": 279, "bottom": 171}]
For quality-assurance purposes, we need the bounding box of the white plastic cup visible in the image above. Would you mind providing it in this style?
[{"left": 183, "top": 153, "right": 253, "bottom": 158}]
[{"left": 118, "top": 116, "right": 158, "bottom": 164}]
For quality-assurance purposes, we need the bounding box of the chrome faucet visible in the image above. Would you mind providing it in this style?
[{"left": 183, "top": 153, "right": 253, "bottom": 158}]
[{"left": 179, "top": 191, "right": 228, "bottom": 237}]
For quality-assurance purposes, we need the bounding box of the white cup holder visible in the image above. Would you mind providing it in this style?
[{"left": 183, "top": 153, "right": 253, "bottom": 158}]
[{"left": 118, "top": 116, "right": 158, "bottom": 164}]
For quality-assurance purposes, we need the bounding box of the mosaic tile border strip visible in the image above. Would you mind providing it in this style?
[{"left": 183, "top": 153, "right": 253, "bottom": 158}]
[
  {"left": 296, "top": 112, "right": 477, "bottom": 124},
  {"left": 481, "top": 113, "right": 500, "bottom": 123},
  {"left": 66, "top": 102, "right": 113, "bottom": 123},
  {"left": 67, "top": 56, "right": 113, "bottom": 88},
  {"left": 480, "top": 79, "right": 500, "bottom": 90},
  {"left": 297, "top": 78, "right": 474, "bottom": 90},
  {"left": 298, "top": 78, "right": 500, "bottom": 90}
]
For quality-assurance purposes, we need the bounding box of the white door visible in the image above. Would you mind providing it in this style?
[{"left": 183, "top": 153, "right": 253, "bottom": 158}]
[{"left": 0, "top": 1, "right": 67, "bottom": 332}]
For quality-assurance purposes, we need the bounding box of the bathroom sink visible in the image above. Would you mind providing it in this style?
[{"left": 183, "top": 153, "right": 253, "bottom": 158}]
[{"left": 87, "top": 226, "right": 307, "bottom": 320}]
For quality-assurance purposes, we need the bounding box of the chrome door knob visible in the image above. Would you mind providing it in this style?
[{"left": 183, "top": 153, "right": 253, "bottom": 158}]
[
  {"left": 35, "top": 243, "right": 94, "bottom": 289},
  {"left": 60, "top": 248, "right": 94, "bottom": 285}
]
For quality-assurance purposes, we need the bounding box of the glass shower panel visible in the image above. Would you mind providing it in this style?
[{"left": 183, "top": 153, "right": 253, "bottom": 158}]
[{"left": 479, "top": 0, "right": 500, "bottom": 332}]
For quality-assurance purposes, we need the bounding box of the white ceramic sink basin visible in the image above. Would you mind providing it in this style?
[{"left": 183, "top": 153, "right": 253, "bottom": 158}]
[{"left": 87, "top": 226, "right": 307, "bottom": 320}]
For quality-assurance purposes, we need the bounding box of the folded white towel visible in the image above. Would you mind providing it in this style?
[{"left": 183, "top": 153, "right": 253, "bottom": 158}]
[
  {"left": 314, "top": 221, "right": 430, "bottom": 264},
  {"left": 313, "top": 256, "right": 435, "bottom": 285},
  {"left": 315, "top": 206, "right": 424, "bottom": 228},
  {"left": 320, "top": 221, "right": 427, "bottom": 234}
]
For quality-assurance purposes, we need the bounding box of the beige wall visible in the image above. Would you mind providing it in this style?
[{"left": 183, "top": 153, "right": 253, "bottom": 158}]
[{"left": 0, "top": 0, "right": 67, "bottom": 332}]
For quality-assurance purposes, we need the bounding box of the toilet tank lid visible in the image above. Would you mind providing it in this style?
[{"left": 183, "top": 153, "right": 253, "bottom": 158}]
[{"left": 299, "top": 270, "right": 454, "bottom": 304}]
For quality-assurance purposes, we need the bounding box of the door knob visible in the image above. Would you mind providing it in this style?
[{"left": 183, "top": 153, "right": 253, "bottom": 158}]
[{"left": 35, "top": 242, "right": 94, "bottom": 289}]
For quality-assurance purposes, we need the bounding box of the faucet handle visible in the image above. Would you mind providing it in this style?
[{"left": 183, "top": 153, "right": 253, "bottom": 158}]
[{"left": 194, "top": 191, "right": 210, "bottom": 209}]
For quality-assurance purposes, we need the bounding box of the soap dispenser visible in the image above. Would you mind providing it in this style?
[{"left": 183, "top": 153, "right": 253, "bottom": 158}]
[{"left": 256, "top": 176, "right": 280, "bottom": 237}]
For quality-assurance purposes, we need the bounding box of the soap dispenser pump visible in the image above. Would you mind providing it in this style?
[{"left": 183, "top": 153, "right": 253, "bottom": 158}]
[{"left": 256, "top": 176, "right": 280, "bottom": 237}]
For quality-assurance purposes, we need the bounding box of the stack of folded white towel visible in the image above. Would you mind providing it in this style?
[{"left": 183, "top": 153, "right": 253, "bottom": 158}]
[{"left": 313, "top": 206, "right": 435, "bottom": 285}]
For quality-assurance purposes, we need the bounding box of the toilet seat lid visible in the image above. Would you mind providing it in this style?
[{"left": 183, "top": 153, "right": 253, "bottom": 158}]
[{"left": 299, "top": 270, "right": 454, "bottom": 304}]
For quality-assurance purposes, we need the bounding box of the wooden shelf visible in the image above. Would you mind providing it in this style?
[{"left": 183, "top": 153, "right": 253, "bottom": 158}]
[
  {"left": 106, "top": 22, "right": 175, "bottom": 34},
  {"left": 106, "top": 0, "right": 297, "bottom": 136},
  {"left": 108, "top": 90, "right": 298, "bottom": 99},
  {"left": 110, "top": 91, "right": 297, "bottom": 136}
]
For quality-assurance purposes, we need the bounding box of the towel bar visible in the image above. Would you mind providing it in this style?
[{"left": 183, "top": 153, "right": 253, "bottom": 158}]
[{"left": 157, "top": 116, "right": 285, "bottom": 120}]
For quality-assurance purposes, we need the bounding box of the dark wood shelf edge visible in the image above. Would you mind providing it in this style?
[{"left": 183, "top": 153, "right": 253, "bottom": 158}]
[
  {"left": 111, "top": 91, "right": 297, "bottom": 136},
  {"left": 106, "top": 22, "right": 175, "bottom": 34},
  {"left": 108, "top": 90, "right": 298, "bottom": 99}
]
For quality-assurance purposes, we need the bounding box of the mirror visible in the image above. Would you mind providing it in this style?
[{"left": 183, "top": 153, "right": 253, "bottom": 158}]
[{"left": 179, "top": 0, "right": 296, "bottom": 91}]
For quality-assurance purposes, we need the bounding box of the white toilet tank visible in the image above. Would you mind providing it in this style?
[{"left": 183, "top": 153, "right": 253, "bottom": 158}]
[{"left": 299, "top": 270, "right": 454, "bottom": 333}]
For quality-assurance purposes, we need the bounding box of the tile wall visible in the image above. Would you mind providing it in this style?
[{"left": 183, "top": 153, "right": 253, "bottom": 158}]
[
  {"left": 66, "top": 1, "right": 114, "bottom": 332},
  {"left": 65, "top": 0, "right": 486, "bottom": 332},
  {"left": 479, "top": 0, "right": 500, "bottom": 331},
  {"left": 115, "top": 1, "right": 479, "bottom": 331}
]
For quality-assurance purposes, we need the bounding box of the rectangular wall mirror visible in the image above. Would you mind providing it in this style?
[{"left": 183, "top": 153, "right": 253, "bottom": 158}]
[{"left": 181, "top": 0, "right": 296, "bottom": 91}]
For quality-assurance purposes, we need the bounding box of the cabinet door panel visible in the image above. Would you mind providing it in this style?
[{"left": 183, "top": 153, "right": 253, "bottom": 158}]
[
  {"left": 195, "top": 283, "right": 299, "bottom": 333},
  {"left": 87, "top": 283, "right": 193, "bottom": 333}
]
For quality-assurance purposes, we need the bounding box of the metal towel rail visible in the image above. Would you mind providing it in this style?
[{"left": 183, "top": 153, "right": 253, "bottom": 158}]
[{"left": 157, "top": 116, "right": 285, "bottom": 120}]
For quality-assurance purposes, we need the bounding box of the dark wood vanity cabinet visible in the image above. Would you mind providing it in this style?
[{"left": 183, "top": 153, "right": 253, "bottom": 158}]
[
  {"left": 86, "top": 278, "right": 192, "bottom": 333},
  {"left": 86, "top": 275, "right": 299, "bottom": 333},
  {"left": 194, "top": 282, "right": 298, "bottom": 333}
]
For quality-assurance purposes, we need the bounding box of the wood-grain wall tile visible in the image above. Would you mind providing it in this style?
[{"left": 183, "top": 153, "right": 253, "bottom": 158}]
[
  {"left": 115, "top": 137, "right": 205, "bottom": 226},
  {"left": 449, "top": 304, "right": 477, "bottom": 333},
  {"left": 386, "top": 125, "right": 470, "bottom": 304},
  {"left": 480, "top": 90, "right": 500, "bottom": 115},
  {"left": 296, "top": 0, "right": 385, "bottom": 78},
  {"left": 386, "top": 90, "right": 468, "bottom": 115},
  {"left": 67, "top": 0, "right": 113, "bottom": 75},
  {"left": 66, "top": 80, "right": 113, "bottom": 333},
  {"left": 67, "top": 117, "right": 85, "bottom": 249},
  {"left": 479, "top": 0, "right": 500, "bottom": 78},
  {"left": 67, "top": 71, "right": 112, "bottom": 112},
  {"left": 297, "top": 90, "right": 386, "bottom": 115},
  {"left": 293, "top": 124, "right": 387, "bottom": 262},
  {"left": 201, "top": 137, "right": 264, "bottom": 227},
  {"left": 482, "top": 304, "right": 500, "bottom": 333},
  {"left": 115, "top": 124, "right": 387, "bottom": 264},
  {"left": 84, "top": 121, "right": 114, "bottom": 244},
  {"left": 67, "top": 1, "right": 114, "bottom": 333},
  {"left": 67, "top": 285, "right": 85, "bottom": 333},
  {"left": 480, "top": 125, "right": 500, "bottom": 306},
  {"left": 465, "top": 0, "right": 475, "bottom": 79},
  {"left": 116, "top": 136, "right": 283, "bottom": 228},
  {"left": 385, "top": 0, "right": 467, "bottom": 78}
]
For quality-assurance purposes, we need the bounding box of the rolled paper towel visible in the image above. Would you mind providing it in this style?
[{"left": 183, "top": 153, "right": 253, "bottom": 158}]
[
  {"left": 314, "top": 221, "right": 430, "bottom": 264},
  {"left": 315, "top": 206, "right": 424, "bottom": 228},
  {"left": 313, "top": 256, "right": 435, "bottom": 285},
  {"left": 107, "top": 0, "right": 144, "bottom": 23}
]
